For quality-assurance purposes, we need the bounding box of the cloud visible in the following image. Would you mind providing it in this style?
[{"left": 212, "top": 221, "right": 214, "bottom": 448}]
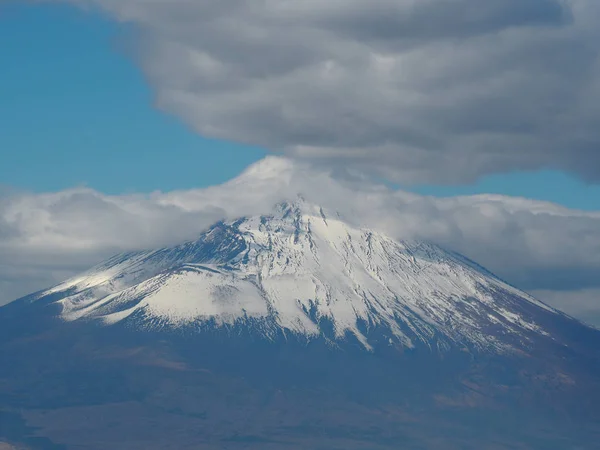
[
  {"left": 1, "top": 157, "right": 600, "bottom": 313},
  {"left": 532, "top": 288, "right": 600, "bottom": 328},
  {"left": 42, "top": 0, "right": 600, "bottom": 183}
]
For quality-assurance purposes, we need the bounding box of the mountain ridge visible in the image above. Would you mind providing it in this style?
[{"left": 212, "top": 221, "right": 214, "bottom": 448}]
[{"left": 22, "top": 199, "right": 564, "bottom": 354}]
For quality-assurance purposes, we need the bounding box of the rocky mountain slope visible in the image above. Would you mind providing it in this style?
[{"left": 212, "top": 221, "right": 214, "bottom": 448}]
[{"left": 2, "top": 200, "right": 600, "bottom": 449}]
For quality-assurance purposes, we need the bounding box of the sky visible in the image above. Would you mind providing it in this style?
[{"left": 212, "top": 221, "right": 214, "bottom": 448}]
[
  {"left": 2, "top": 1, "right": 600, "bottom": 207},
  {"left": 0, "top": 2, "right": 265, "bottom": 194},
  {"left": 1, "top": 1, "right": 600, "bottom": 324}
]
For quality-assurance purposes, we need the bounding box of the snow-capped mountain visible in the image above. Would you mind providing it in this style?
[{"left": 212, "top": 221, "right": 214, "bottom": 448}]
[
  {"left": 4, "top": 199, "right": 600, "bottom": 450},
  {"left": 29, "top": 199, "right": 559, "bottom": 353}
]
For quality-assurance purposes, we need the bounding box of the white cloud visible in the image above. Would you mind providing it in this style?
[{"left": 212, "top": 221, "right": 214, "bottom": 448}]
[
  {"left": 38, "top": 0, "right": 600, "bottom": 183},
  {"left": 2, "top": 157, "right": 600, "bottom": 316}
]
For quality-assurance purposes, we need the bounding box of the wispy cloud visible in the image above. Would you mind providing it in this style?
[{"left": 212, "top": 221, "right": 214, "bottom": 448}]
[{"left": 2, "top": 157, "right": 600, "bottom": 310}]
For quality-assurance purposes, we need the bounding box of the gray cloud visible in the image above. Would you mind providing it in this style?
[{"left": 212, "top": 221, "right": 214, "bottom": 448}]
[
  {"left": 1, "top": 157, "right": 600, "bottom": 314},
  {"left": 532, "top": 288, "right": 600, "bottom": 328},
  {"left": 44, "top": 0, "right": 600, "bottom": 183}
]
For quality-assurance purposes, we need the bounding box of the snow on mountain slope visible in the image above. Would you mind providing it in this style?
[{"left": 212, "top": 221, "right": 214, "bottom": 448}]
[{"left": 31, "top": 200, "right": 559, "bottom": 352}]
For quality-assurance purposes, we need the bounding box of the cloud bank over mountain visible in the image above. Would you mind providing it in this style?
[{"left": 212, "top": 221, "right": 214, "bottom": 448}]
[
  {"left": 50, "top": 0, "right": 600, "bottom": 183},
  {"left": 1, "top": 157, "right": 599, "bottom": 323},
  {"left": 4, "top": 1, "right": 600, "bottom": 322}
]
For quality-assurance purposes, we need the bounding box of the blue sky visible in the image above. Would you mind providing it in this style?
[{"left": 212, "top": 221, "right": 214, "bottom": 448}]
[
  {"left": 0, "top": 2, "right": 265, "bottom": 194},
  {"left": 1, "top": 1, "right": 599, "bottom": 210}
]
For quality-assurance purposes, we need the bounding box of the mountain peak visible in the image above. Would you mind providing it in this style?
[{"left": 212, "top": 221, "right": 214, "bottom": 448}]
[
  {"left": 24, "top": 204, "right": 561, "bottom": 354},
  {"left": 274, "top": 196, "right": 336, "bottom": 221}
]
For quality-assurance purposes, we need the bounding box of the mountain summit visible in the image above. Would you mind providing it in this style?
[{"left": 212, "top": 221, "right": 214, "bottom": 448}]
[
  {"left": 30, "top": 199, "right": 556, "bottom": 353},
  {"left": 2, "top": 200, "right": 600, "bottom": 449}
]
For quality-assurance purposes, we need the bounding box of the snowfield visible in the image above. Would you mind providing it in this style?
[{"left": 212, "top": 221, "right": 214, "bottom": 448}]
[{"left": 37, "top": 199, "right": 559, "bottom": 352}]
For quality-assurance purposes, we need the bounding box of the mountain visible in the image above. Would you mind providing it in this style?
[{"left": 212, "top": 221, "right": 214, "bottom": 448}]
[
  {"left": 32, "top": 199, "right": 560, "bottom": 352},
  {"left": 2, "top": 200, "right": 600, "bottom": 449}
]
